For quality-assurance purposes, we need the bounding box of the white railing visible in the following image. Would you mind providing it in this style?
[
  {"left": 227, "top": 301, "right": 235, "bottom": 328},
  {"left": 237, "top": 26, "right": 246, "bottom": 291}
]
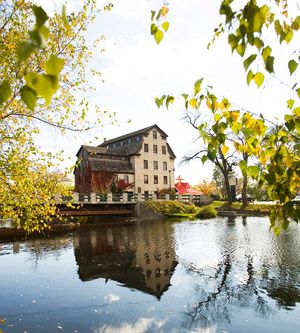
[{"left": 58, "top": 192, "right": 207, "bottom": 204}]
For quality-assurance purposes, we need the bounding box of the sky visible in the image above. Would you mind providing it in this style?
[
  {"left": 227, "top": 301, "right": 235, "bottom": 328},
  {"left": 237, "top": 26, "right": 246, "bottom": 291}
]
[{"left": 35, "top": 0, "right": 299, "bottom": 185}]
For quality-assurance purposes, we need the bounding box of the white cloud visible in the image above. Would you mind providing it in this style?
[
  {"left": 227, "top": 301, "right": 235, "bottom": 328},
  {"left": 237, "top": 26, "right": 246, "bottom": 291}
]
[
  {"left": 104, "top": 293, "right": 121, "bottom": 304},
  {"left": 94, "top": 317, "right": 166, "bottom": 333}
]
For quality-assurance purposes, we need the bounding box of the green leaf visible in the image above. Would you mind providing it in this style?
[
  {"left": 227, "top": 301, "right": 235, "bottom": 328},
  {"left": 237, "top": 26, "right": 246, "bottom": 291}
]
[
  {"left": 154, "top": 29, "right": 163, "bottom": 44},
  {"left": 181, "top": 93, "right": 189, "bottom": 101},
  {"left": 35, "top": 74, "right": 58, "bottom": 104},
  {"left": 246, "top": 165, "right": 260, "bottom": 179},
  {"left": 288, "top": 59, "right": 298, "bottom": 75},
  {"left": 154, "top": 95, "right": 166, "bottom": 108},
  {"left": 151, "top": 23, "right": 158, "bottom": 35},
  {"left": 45, "top": 55, "right": 65, "bottom": 76},
  {"left": 266, "top": 56, "right": 274, "bottom": 73},
  {"left": 32, "top": 6, "right": 48, "bottom": 28},
  {"left": 262, "top": 46, "right": 271, "bottom": 62},
  {"left": 236, "top": 43, "right": 246, "bottom": 56},
  {"left": 247, "top": 70, "right": 254, "bottom": 85},
  {"left": 20, "top": 86, "right": 37, "bottom": 110},
  {"left": 228, "top": 34, "right": 238, "bottom": 51},
  {"left": 296, "top": 88, "right": 300, "bottom": 98},
  {"left": 243, "top": 54, "right": 257, "bottom": 71},
  {"left": 201, "top": 155, "right": 208, "bottom": 164},
  {"left": 253, "top": 72, "right": 264, "bottom": 87},
  {"left": 0, "top": 80, "right": 12, "bottom": 105},
  {"left": 29, "top": 29, "right": 46, "bottom": 48},
  {"left": 17, "top": 42, "right": 36, "bottom": 62},
  {"left": 194, "top": 78, "right": 203, "bottom": 95},
  {"left": 285, "top": 30, "right": 293, "bottom": 43},
  {"left": 239, "top": 160, "right": 247, "bottom": 175},
  {"left": 253, "top": 37, "right": 264, "bottom": 50},
  {"left": 166, "top": 95, "right": 174, "bottom": 109},
  {"left": 161, "top": 21, "right": 170, "bottom": 32},
  {"left": 291, "top": 16, "right": 300, "bottom": 30},
  {"left": 287, "top": 99, "right": 295, "bottom": 109},
  {"left": 274, "top": 19, "right": 282, "bottom": 35},
  {"left": 151, "top": 10, "right": 155, "bottom": 21}
]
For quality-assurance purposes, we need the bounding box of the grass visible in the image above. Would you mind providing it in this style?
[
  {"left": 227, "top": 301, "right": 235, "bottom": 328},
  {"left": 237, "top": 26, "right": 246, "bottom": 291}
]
[
  {"left": 145, "top": 199, "right": 275, "bottom": 219},
  {"left": 144, "top": 200, "right": 198, "bottom": 217},
  {"left": 196, "top": 205, "right": 217, "bottom": 219},
  {"left": 211, "top": 200, "right": 275, "bottom": 212}
]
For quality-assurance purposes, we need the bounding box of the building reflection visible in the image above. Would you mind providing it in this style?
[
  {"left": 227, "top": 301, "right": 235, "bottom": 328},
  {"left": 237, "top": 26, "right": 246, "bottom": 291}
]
[{"left": 73, "top": 221, "right": 178, "bottom": 299}]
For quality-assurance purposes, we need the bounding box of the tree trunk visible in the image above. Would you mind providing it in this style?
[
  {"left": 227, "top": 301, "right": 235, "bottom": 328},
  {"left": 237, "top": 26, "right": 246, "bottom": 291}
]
[
  {"left": 242, "top": 172, "right": 248, "bottom": 208},
  {"left": 223, "top": 172, "right": 232, "bottom": 205},
  {"left": 242, "top": 153, "right": 248, "bottom": 208}
]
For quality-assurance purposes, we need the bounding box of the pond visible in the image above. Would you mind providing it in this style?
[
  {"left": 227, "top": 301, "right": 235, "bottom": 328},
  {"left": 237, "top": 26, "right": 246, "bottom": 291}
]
[{"left": 0, "top": 217, "right": 300, "bottom": 333}]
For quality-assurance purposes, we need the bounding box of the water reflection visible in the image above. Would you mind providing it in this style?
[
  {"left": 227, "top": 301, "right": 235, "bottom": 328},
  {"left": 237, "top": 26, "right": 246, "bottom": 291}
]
[
  {"left": 181, "top": 217, "right": 300, "bottom": 330},
  {"left": 1, "top": 217, "right": 300, "bottom": 333},
  {"left": 73, "top": 221, "right": 178, "bottom": 299}
]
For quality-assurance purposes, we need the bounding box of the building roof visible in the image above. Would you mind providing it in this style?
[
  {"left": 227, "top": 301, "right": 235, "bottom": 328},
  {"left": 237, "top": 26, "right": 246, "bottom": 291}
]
[
  {"left": 76, "top": 124, "right": 176, "bottom": 160},
  {"left": 175, "top": 181, "right": 203, "bottom": 195},
  {"left": 88, "top": 157, "right": 134, "bottom": 174},
  {"left": 76, "top": 143, "right": 142, "bottom": 157},
  {"left": 98, "top": 124, "right": 168, "bottom": 147}
]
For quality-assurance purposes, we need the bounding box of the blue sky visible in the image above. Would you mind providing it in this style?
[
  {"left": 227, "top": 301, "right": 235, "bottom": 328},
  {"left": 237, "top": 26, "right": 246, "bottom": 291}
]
[{"left": 35, "top": 0, "right": 297, "bottom": 184}]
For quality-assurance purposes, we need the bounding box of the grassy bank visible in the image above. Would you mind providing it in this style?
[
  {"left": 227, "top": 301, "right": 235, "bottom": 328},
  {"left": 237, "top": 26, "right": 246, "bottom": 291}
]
[
  {"left": 145, "top": 200, "right": 274, "bottom": 219},
  {"left": 144, "top": 200, "right": 198, "bottom": 217},
  {"left": 211, "top": 201, "right": 275, "bottom": 213}
]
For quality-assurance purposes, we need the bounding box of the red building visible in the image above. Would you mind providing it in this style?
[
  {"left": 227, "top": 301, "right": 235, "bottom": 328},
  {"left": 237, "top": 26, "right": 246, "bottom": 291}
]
[{"left": 175, "top": 175, "right": 203, "bottom": 195}]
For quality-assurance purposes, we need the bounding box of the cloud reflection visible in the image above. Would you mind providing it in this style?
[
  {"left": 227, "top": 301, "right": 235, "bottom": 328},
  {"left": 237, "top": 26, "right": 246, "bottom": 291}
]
[{"left": 94, "top": 317, "right": 166, "bottom": 333}]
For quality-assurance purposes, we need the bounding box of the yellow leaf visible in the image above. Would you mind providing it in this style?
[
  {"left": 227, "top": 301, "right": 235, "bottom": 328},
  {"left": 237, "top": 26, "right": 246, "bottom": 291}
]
[
  {"left": 221, "top": 145, "right": 229, "bottom": 156},
  {"left": 189, "top": 98, "right": 197, "bottom": 108}
]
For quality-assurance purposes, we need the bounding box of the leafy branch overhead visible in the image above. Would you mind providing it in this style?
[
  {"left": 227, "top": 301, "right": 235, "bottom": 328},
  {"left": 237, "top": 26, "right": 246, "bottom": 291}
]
[
  {"left": 0, "top": 5, "right": 66, "bottom": 110},
  {"left": 156, "top": 75, "right": 299, "bottom": 234},
  {"left": 151, "top": 5, "right": 170, "bottom": 44}
]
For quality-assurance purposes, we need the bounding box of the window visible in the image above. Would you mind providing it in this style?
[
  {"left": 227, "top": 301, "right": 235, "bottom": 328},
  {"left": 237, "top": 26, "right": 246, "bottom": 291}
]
[
  {"left": 128, "top": 138, "right": 131, "bottom": 144},
  {"left": 153, "top": 161, "right": 158, "bottom": 170},
  {"left": 144, "top": 143, "right": 149, "bottom": 152},
  {"left": 144, "top": 160, "right": 148, "bottom": 169},
  {"left": 154, "top": 175, "right": 158, "bottom": 184},
  {"left": 163, "top": 162, "right": 167, "bottom": 170},
  {"left": 163, "top": 176, "right": 168, "bottom": 185},
  {"left": 153, "top": 130, "right": 157, "bottom": 139},
  {"left": 144, "top": 175, "right": 149, "bottom": 184},
  {"left": 124, "top": 175, "right": 129, "bottom": 183},
  {"left": 162, "top": 146, "right": 166, "bottom": 154},
  {"left": 153, "top": 144, "right": 158, "bottom": 154},
  {"left": 136, "top": 136, "right": 140, "bottom": 142}
]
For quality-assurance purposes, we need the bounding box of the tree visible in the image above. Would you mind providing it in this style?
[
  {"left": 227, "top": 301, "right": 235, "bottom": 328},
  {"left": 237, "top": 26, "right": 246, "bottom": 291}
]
[
  {"left": 0, "top": 1, "right": 104, "bottom": 232},
  {"left": 181, "top": 103, "right": 237, "bottom": 204},
  {"left": 153, "top": 0, "right": 300, "bottom": 234},
  {"left": 192, "top": 180, "right": 217, "bottom": 196}
]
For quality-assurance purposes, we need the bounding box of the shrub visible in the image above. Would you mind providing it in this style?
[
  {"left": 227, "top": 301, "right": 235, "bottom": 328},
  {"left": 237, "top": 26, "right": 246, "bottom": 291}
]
[{"left": 196, "top": 205, "right": 217, "bottom": 219}]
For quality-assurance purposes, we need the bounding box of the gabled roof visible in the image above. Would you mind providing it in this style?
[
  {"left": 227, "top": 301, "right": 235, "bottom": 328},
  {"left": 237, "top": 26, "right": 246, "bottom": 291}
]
[
  {"left": 76, "top": 143, "right": 142, "bottom": 157},
  {"left": 88, "top": 157, "right": 134, "bottom": 174},
  {"left": 98, "top": 124, "right": 168, "bottom": 147}
]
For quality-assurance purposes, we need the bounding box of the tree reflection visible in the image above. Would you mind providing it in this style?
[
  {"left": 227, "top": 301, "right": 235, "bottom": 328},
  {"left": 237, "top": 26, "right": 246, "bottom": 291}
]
[{"left": 181, "top": 217, "right": 300, "bottom": 330}]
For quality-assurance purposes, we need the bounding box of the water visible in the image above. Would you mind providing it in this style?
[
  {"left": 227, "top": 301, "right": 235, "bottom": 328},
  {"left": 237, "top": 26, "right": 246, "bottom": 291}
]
[{"left": 0, "top": 217, "right": 300, "bottom": 333}]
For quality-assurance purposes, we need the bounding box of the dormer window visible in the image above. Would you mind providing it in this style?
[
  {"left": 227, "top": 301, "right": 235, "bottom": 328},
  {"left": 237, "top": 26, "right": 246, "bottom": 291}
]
[{"left": 153, "top": 130, "right": 157, "bottom": 139}]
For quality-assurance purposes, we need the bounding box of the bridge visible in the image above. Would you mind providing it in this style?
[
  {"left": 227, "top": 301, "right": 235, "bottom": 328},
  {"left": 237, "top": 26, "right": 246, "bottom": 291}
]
[{"left": 56, "top": 192, "right": 206, "bottom": 216}]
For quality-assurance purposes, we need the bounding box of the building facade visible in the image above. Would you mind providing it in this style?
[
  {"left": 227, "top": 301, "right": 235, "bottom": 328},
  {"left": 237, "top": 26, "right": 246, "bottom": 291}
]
[{"left": 74, "top": 125, "right": 176, "bottom": 194}]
